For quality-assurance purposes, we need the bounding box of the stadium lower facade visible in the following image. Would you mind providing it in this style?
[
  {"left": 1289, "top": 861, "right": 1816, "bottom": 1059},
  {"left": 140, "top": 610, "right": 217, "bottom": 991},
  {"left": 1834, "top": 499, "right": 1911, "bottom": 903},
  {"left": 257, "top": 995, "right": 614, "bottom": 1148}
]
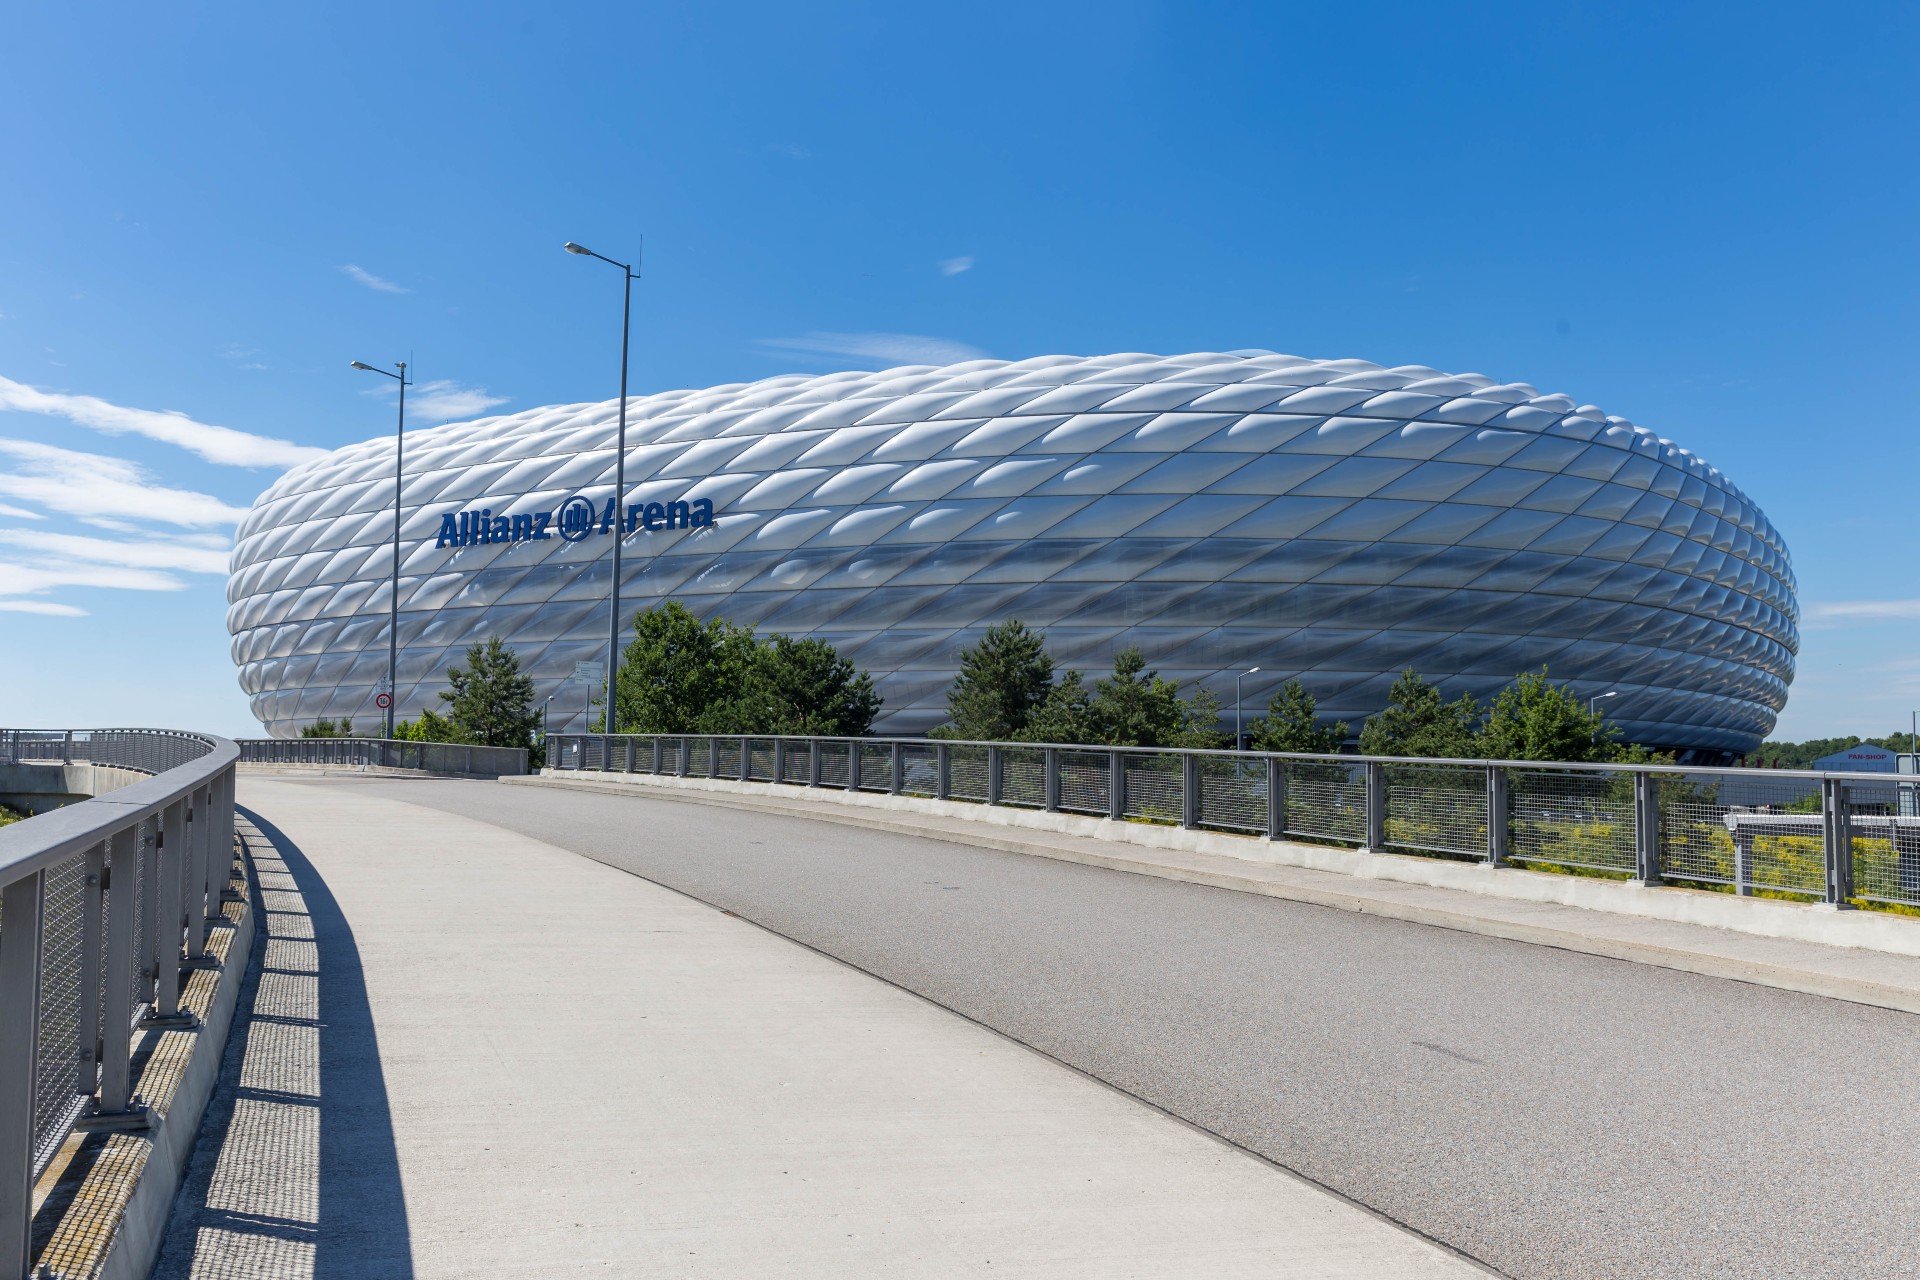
[{"left": 227, "top": 350, "right": 1798, "bottom": 757}]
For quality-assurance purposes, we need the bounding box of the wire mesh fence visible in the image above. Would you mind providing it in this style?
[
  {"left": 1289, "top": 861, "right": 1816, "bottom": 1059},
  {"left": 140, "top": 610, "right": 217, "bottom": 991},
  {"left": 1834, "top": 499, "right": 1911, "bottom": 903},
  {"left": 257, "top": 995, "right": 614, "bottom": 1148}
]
[
  {"left": 1282, "top": 759, "right": 1367, "bottom": 845},
  {"left": 1385, "top": 763, "right": 1489, "bottom": 860},
  {"left": 1057, "top": 751, "right": 1110, "bottom": 816},
  {"left": 1124, "top": 754, "right": 1184, "bottom": 824},
  {"left": 1508, "top": 768, "right": 1637, "bottom": 873},
  {"left": 948, "top": 745, "right": 989, "bottom": 802},
  {"left": 31, "top": 851, "right": 88, "bottom": 1176},
  {"left": 1198, "top": 757, "right": 1266, "bottom": 833}
]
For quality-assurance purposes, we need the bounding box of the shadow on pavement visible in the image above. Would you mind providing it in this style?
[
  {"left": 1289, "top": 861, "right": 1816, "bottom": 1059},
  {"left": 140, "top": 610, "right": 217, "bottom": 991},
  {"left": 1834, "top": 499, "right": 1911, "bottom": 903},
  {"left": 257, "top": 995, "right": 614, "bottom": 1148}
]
[{"left": 154, "top": 806, "right": 413, "bottom": 1278}]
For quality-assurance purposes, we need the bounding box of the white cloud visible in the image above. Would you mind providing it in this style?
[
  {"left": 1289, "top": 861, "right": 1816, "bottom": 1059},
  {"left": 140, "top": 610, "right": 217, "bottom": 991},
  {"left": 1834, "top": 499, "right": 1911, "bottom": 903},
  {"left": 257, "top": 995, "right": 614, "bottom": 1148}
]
[
  {"left": 0, "top": 439, "right": 248, "bottom": 527},
  {"left": 0, "top": 530, "right": 229, "bottom": 575},
  {"left": 0, "top": 373, "right": 324, "bottom": 467},
  {"left": 0, "top": 600, "right": 87, "bottom": 617},
  {"left": 1804, "top": 600, "right": 1920, "bottom": 624},
  {"left": 938, "top": 256, "right": 975, "bottom": 276},
  {"left": 0, "top": 503, "right": 41, "bottom": 520},
  {"left": 0, "top": 560, "right": 189, "bottom": 596},
  {"left": 340, "top": 264, "right": 409, "bottom": 294},
  {"left": 364, "top": 378, "right": 508, "bottom": 423},
  {"left": 758, "top": 332, "right": 990, "bottom": 368}
]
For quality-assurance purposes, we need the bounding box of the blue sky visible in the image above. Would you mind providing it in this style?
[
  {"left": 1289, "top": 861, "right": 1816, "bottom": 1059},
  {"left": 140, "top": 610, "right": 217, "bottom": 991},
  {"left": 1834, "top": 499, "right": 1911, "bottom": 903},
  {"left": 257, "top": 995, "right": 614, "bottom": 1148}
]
[{"left": 1, "top": 0, "right": 1914, "bottom": 740}]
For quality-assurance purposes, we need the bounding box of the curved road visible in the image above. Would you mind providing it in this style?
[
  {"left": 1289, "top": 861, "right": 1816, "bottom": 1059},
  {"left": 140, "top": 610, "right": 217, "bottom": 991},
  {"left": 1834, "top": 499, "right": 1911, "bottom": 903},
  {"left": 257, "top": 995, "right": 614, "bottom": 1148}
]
[{"left": 356, "top": 777, "right": 1920, "bottom": 1279}]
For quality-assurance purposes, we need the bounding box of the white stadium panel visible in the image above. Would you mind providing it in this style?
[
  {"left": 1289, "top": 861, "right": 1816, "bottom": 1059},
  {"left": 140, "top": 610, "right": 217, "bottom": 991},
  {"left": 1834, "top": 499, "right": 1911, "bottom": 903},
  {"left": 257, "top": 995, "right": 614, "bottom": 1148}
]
[{"left": 228, "top": 351, "right": 1797, "bottom": 756}]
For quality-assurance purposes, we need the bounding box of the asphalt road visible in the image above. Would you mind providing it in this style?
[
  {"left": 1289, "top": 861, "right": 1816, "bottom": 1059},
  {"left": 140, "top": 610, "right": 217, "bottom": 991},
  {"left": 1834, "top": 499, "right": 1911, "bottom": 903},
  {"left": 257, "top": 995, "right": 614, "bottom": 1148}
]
[{"left": 326, "top": 777, "right": 1920, "bottom": 1279}]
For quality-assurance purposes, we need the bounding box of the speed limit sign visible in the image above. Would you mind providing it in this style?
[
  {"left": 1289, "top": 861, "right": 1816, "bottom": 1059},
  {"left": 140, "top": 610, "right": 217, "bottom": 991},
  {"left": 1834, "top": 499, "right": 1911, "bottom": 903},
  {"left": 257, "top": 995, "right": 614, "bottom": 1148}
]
[{"left": 374, "top": 692, "right": 393, "bottom": 710}]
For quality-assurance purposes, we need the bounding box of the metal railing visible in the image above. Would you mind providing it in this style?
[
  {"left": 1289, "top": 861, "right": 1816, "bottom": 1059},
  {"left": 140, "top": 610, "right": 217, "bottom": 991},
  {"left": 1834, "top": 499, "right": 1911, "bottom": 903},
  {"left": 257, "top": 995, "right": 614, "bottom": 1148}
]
[
  {"left": 0, "top": 728, "right": 239, "bottom": 1278},
  {"left": 236, "top": 738, "right": 529, "bottom": 776},
  {"left": 546, "top": 733, "right": 1920, "bottom": 913}
]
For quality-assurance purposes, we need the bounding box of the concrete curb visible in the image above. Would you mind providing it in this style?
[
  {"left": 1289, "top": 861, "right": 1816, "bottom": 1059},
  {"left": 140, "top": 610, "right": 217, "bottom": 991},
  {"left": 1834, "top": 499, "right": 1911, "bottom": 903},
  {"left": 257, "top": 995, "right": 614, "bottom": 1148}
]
[{"left": 506, "top": 771, "right": 1920, "bottom": 1018}]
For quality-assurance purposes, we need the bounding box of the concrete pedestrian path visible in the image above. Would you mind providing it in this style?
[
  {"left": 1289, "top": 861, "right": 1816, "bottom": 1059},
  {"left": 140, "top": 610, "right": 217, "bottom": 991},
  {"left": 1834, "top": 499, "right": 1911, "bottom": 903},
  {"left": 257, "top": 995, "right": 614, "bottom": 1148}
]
[{"left": 156, "top": 778, "right": 1486, "bottom": 1278}]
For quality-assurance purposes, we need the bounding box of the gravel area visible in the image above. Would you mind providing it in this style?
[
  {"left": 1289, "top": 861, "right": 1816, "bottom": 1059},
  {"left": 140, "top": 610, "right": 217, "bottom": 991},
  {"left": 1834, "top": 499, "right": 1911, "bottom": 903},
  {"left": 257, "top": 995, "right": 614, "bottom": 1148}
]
[{"left": 349, "top": 777, "right": 1920, "bottom": 1280}]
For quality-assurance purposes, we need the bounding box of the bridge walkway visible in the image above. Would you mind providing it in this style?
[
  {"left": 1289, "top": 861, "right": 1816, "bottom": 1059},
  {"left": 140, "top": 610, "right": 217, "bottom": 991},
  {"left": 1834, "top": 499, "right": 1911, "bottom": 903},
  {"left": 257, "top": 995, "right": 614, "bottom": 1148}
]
[{"left": 153, "top": 777, "right": 1481, "bottom": 1278}]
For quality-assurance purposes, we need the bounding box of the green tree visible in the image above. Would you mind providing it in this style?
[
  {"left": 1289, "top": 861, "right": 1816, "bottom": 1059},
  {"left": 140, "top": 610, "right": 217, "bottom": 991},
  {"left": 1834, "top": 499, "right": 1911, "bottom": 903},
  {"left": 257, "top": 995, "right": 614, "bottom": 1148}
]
[
  {"left": 1475, "top": 668, "right": 1617, "bottom": 763},
  {"left": 1022, "top": 670, "right": 1093, "bottom": 744},
  {"left": 1249, "top": 679, "right": 1348, "bottom": 754},
  {"left": 938, "top": 620, "right": 1055, "bottom": 740},
  {"left": 299, "top": 717, "right": 356, "bottom": 738},
  {"left": 738, "top": 634, "right": 882, "bottom": 736},
  {"left": 394, "top": 709, "right": 465, "bottom": 743},
  {"left": 612, "top": 600, "right": 756, "bottom": 733},
  {"left": 439, "top": 636, "right": 540, "bottom": 748},
  {"left": 1357, "top": 669, "right": 1480, "bottom": 759}
]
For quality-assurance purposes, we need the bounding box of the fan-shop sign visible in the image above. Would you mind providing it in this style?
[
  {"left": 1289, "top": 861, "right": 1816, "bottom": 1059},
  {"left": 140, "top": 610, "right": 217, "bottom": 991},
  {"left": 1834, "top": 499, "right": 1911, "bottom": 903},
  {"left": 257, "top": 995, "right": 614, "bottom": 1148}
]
[{"left": 435, "top": 494, "right": 716, "bottom": 548}]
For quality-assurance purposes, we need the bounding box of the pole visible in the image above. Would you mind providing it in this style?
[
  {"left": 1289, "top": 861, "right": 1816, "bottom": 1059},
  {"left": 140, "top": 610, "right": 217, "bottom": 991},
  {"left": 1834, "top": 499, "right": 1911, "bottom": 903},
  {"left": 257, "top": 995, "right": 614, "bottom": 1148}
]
[
  {"left": 1236, "top": 673, "right": 1245, "bottom": 749},
  {"left": 388, "top": 363, "right": 407, "bottom": 740},
  {"left": 605, "top": 268, "right": 632, "bottom": 736}
]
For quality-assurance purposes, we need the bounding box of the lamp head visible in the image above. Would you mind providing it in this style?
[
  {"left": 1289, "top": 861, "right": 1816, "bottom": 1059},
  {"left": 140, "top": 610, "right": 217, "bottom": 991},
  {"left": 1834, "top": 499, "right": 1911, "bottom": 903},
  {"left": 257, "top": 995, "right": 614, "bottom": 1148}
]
[
  {"left": 564, "top": 242, "right": 592, "bottom": 256},
  {"left": 1248, "top": 666, "right": 1261, "bottom": 674},
  {"left": 349, "top": 361, "right": 376, "bottom": 371}
]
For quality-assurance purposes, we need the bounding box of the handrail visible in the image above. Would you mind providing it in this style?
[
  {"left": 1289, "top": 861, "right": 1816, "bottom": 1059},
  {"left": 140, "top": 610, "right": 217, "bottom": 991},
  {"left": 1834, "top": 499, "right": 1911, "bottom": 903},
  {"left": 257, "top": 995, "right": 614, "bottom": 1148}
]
[
  {"left": 0, "top": 728, "right": 239, "bottom": 1278},
  {"left": 545, "top": 731, "right": 1920, "bottom": 918},
  {"left": 233, "top": 737, "right": 529, "bottom": 776}
]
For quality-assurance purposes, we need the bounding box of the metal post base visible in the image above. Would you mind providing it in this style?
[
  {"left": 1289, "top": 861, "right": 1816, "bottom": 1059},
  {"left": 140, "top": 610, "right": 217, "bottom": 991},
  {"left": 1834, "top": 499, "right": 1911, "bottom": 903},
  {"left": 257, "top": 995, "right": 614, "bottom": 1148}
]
[
  {"left": 74, "top": 1102, "right": 153, "bottom": 1133},
  {"left": 138, "top": 1010, "right": 202, "bottom": 1031},
  {"left": 181, "top": 955, "right": 224, "bottom": 972}
]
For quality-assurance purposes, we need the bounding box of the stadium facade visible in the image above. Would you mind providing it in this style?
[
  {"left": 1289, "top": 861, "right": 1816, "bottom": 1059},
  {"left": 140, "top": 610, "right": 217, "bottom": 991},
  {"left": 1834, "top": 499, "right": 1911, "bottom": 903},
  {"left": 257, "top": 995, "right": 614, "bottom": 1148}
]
[{"left": 227, "top": 350, "right": 1797, "bottom": 756}]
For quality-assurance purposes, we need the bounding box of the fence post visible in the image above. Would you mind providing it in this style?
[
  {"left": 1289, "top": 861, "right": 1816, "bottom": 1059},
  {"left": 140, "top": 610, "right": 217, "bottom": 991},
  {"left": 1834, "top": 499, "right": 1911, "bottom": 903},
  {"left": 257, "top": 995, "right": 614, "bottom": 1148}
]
[
  {"left": 1363, "top": 761, "right": 1386, "bottom": 853},
  {"left": 889, "top": 742, "right": 904, "bottom": 795},
  {"left": 709, "top": 737, "right": 719, "bottom": 780},
  {"left": 773, "top": 739, "right": 786, "bottom": 786},
  {"left": 1043, "top": 748, "right": 1060, "bottom": 812},
  {"left": 63, "top": 728, "right": 73, "bottom": 763},
  {"left": 1486, "top": 766, "right": 1509, "bottom": 867},
  {"left": 95, "top": 824, "right": 142, "bottom": 1117},
  {"left": 935, "top": 744, "right": 949, "bottom": 800},
  {"left": 653, "top": 738, "right": 664, "bottom": 775},
  {"left": 1181, "top": 753, "right": 1200, "bottom": 829},
  {"left": 678, "top": 737, "right": 690, "bottom": 779},
  {"left": 150, "top": 800, "right": 187, "bottom": 1022},
  {"left": 78, "top": 843, "right": 106, "bottom": 1096},
  {"left": 622, "top": 738, "right": 633, "bottom": 774},
  {"left": 1107, "top": 751, "right": 1124, "bottom": 821},
  {"left": 987, "top": 746, "right": 1003, "bottom": 806},
  {"left": 1631, "top": 772, "right": 1661, "bottom": 884},
  {"left": 0, "top": 869, "right": 46, "bottom": 1279},
  {"left": 1823, "top": 778, "right": 1856, "bottom": 908},
  {"left": 809, "top": 740, "right": 823, "bottom": 788},
  {"left": 183, "top": 786, "right": 210, "bottom": 959},
  {"left": 1266, "top": 757, "right": 1285, "bottom": 839},
  {"left": 739, "top": 738, "right": 751, "bottom": 783}
]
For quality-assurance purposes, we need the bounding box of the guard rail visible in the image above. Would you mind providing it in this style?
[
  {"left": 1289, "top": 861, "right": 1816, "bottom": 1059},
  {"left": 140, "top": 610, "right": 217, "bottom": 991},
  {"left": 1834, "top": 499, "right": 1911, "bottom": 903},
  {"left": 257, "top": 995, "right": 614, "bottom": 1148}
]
[
  {"left": 236, "top": 738, "right": 529, "bottom": 776},
  {"left": 547, "top": 733, "right": 1920, "bottom": 912},
  {"left": 0, "top": 728, "right": 238, "bottom": 1279}
]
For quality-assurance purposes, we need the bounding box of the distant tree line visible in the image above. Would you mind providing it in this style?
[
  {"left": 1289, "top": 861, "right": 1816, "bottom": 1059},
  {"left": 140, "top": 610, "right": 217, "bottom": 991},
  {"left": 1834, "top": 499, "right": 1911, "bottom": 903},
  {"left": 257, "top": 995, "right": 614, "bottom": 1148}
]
[
  {"left": 937, "top": 619, "right": 1651, "bottom": 764},
  {"left": 600, "top": 600, "right": 880, "bottom": 736},
  {"left": 1751, "top": 732, "right": 1916, "bottom": 769}
]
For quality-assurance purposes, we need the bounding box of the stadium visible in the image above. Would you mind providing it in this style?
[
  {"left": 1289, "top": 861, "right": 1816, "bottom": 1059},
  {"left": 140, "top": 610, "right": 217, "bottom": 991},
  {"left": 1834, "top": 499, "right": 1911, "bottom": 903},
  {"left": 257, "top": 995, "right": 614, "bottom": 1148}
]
[{"left": 227, "top": 350, "right": 1798, "bottom": 757}]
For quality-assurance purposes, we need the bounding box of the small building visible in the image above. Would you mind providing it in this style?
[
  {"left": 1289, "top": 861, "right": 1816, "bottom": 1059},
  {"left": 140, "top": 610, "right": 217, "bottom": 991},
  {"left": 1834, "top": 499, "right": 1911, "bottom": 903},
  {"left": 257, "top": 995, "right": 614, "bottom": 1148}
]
[{"left": 1812, "top": 745, "right": 1899, "bottom": 773}]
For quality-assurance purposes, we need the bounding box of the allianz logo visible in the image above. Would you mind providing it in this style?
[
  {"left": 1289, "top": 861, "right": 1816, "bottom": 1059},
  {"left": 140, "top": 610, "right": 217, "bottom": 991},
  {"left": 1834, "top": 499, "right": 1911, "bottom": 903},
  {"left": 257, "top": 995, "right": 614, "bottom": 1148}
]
[{"left": 435, "top": 493, "right": 718, "bottom": 547}]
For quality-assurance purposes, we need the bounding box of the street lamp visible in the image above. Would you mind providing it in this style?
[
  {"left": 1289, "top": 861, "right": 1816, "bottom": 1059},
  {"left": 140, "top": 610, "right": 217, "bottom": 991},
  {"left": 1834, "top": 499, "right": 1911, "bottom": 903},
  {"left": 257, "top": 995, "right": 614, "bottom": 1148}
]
[
  {"left": 350, "top": 359, "right": 409, "bottom": 740},
  {"left": 1235, "top": 666, "right": 1261, "bottom": 750},
  {"left": 1589, "top": 690, "right": 1619, "bottom": 717},
  {"left": 564, "top": 240, "right": 640, "bottom": 735}
]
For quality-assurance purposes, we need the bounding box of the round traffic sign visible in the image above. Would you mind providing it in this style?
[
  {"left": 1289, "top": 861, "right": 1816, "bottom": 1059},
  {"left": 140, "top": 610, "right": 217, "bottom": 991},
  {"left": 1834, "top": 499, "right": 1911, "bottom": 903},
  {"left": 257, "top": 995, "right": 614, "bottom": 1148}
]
[{"left": 374, "top": 692, "right": 392, "bottom": 709}]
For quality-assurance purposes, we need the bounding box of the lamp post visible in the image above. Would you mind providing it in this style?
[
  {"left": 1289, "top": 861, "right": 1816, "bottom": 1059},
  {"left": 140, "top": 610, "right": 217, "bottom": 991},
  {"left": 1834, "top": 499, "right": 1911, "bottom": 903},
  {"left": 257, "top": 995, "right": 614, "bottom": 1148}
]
[
  {"left": 350, "top": 359, "right": 409, "bottom": 740},
  {"left": 1589, "top": 691, "right": 1619, "bottom": 717},
  {"left": 564, "top": 240, "right": 640, "bottom": 736},
  {"left": 1235, "top": 666, "right": 1261, "bottom": 750}
]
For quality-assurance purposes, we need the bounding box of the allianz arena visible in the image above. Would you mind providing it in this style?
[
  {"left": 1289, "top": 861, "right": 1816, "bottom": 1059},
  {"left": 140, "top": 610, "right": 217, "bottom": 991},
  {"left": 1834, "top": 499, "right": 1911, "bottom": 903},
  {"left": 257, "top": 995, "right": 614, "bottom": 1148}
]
[{"left": 227, "top": 350, "right": 1797, "bottom": 756}]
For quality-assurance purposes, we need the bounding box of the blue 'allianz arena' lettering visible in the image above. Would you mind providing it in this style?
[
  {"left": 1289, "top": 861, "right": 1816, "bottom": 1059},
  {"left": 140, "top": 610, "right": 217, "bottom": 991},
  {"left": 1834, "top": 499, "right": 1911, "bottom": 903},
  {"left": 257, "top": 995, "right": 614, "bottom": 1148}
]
[{"left": 435, "top": 496, "right": 714, "bottom": 548}]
